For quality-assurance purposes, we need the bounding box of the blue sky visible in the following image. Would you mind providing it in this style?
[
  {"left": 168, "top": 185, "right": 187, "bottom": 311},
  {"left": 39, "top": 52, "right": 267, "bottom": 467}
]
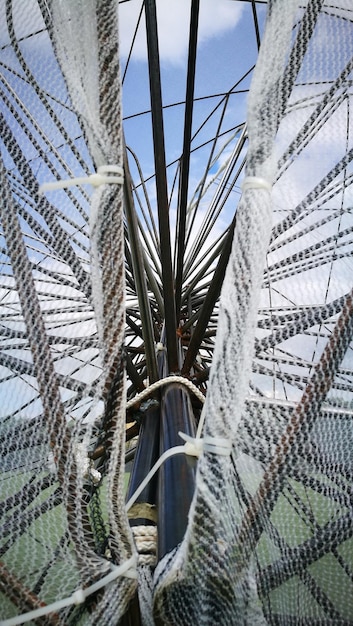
[
  {"left": 120, "top": 0, "right": 268, "bottom": 262},
  {"left": 120, "top": 1, "right": 267, "bottom": 183}
]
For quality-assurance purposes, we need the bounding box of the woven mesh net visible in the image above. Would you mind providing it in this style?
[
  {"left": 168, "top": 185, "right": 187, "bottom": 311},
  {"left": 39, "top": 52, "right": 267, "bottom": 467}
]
[{"left": 1, "top": 0, "right": 353, "bottom": 625}]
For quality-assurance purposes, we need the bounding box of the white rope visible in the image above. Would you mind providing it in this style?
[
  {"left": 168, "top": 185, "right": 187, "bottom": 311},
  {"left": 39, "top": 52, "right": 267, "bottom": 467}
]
[
  {"left": 0, "top": 555, "right": 137, "bottom": 626},
  {"left": 126, "top": 374, "right": 206, "bottom": 410},
  {"left": 132, "top": 526, "right": 157, "bottom": 566},
  {"left": 241, "top": 176, "right": 272, "bottom": 192},
  {"left": 39, "top": 165, "right": 124, "bottom": 193}
]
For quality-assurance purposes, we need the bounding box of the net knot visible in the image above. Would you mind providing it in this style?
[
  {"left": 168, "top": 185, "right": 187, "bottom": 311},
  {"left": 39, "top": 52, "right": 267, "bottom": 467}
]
[
  {"left": 39, "top": 165, "right": 124, "bottom": 193},
  {"left": 179, "top": 432, "right": 232, "bottom": 457},
  {"left": 241, "top": 176, "right": 272, "bottom": 192}
]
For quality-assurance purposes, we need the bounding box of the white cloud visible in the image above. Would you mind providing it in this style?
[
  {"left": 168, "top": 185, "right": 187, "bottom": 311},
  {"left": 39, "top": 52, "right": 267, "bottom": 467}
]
[{"left": 118, "top": 0, "right": 243, "bottom": 65}]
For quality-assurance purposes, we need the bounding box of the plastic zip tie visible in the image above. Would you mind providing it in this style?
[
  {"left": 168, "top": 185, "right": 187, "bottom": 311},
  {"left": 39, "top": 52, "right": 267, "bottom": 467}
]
[
  {"left": 241, "top": 176, "right": 272, "bottom": 192},
  {"left": 39, "top": 165, "right": 124, "bottom": 194},
  {"left": 0, "top": 555, "right": 137, "bottom": 626}
]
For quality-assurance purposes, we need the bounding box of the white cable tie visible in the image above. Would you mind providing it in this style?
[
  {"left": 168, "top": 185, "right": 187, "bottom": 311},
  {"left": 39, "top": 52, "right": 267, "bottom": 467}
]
[
  {"left": 179, "top": 431, "right": 232, "bottom": 458},
  {"left": 125, "top": 445, "right": 186, "bottom": 512},
  {"left": 39, "top": 165, "right": 124, "bottom": 194},
  {"left": 241, "top": 176, "right": 272, "bottom": 193},
  {"left": 203, "top": 435, "right": 232, "bottom": 456},
  {"left": 0, "top": 555, "right": 137, "bottom": 626},
  {"left": 125, "top": 432, "right": 232, "bottom": 520},
  {"left": 178, "top": 432, "right": 203, "bottom": 458}
]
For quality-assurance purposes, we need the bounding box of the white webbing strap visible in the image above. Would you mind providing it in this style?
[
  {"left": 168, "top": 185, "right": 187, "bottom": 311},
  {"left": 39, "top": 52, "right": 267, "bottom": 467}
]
[
  {"left": 39, "top": 165, "right": 124, "bottom": 193},
  {"left": 0, "top": 555, "right": 137, "bottom": 626}
]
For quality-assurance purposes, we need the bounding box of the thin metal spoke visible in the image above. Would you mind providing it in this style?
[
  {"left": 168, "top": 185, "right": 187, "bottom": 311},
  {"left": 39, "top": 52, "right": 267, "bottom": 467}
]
[{"left": 144, "top": 0, "right": 178, "bottom": 372}]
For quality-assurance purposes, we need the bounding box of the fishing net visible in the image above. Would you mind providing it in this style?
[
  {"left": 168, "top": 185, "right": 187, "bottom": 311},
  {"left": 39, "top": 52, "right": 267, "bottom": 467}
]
[
  {"left": 0, "top": 0, "right": 353, "bottom": 625},
  {"left": 154, "top": 1, "right": 353, "bottom": 624},
  {"left": 0, "top": 1, "right": 136, "bottom": 624}
]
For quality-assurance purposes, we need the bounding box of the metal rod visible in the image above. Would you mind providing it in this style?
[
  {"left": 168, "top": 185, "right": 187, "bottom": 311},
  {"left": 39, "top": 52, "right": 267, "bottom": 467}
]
[
  {"left": 124, "top": 149, "right": 159, "bottom": 383},
  {"left": 182, "top": 216, "right": 236, "bottom": 375},
  {"left": 184, "top": 128, "right": 247, "bottom": 278},
  {"left": 126, "top": 146, "right": 160, "bottom": 252},
  {"left": 0, "top": 561, "right": 63, "bottom": 626},
  {"left": 126, "top": 403, "right": 160, "bottom": 526},
  {"left": 144, "top": 0, "right": 178, "bottom": 373},
  {"left": 174, "top": 0, "right": 200, "bottom": 321},
  {"left": 255, "top": 292, "right": 351, "bottom": 356},
  {"left": 183, "top": 97, "right": 232, "bottom": 258},
  {"left": 251, "top": 0, "right": 261, "bottom": 51},
  {"left": 257, "top": 510, "right": 353, "bottom": 598},
  {"left": 125, "top": 350, "right": 145, "bottom": 393},
  {"left": 237, "top": 288, "right": 353, "bottom": 560}
]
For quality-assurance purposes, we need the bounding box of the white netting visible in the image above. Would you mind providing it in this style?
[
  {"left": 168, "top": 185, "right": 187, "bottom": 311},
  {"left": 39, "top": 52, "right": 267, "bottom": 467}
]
[
  {"left": 0, "top": 1, "right": 136, "bottom": 624},
  {"left": 153, "top": 1, "right": 353, "bottom": 624},
  {"left": 0, "top": 0, "right": 353, "bottom": 625}
]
